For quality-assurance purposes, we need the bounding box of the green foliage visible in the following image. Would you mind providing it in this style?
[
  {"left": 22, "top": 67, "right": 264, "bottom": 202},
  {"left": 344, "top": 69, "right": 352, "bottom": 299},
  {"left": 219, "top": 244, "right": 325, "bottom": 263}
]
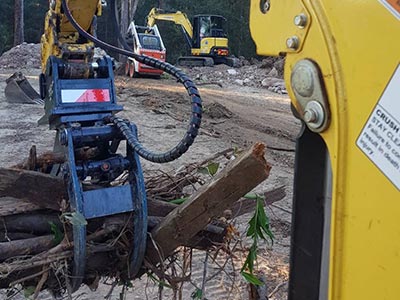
[
  {"left": 49, "top": 221, "right": 63, "bottom": 244},
  {"left": 130, "top": 0, "right": 256, "bottom": 62},
  {"left": 1, "top": 0, "right": 257, "bottom": 60},
  {"left": 198, "top": 162, "right": 220, "bottom": 177},
  {"left": 0, "top": 0, "right": 47, "bottom": 55},
  {"left": 24, "top": 0, "right": 48, "bottom": 43},
  {"left": 23, "top": 286, "right": 35, "bottom": 298},
  {"left": 169, "top": 196, "right": 188, "bottom": 204},
  {"left": 148, "top": 272, "right": 173, "bottom": 289},
  {"left": 241, "top": 194, "right": 274, "bottom": 285},
  {"left": 191, "top": 288, "right": 203, "bottom": 299},
  {"left": 0, "top": 0, "right": 14, "bottom": 54},
  {"left": 62, "top": 212, "right": 88, "bottom": 226}
]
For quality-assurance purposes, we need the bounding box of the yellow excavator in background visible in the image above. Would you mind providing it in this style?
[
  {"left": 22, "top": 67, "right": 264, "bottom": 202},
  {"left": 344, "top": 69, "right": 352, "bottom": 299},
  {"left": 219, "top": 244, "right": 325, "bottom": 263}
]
[
  {"left": 146, "top": 8, "right": 240, "bottom": 67},
  {"left": 249, "top": 1, "right": 400, "bottom": 299}
]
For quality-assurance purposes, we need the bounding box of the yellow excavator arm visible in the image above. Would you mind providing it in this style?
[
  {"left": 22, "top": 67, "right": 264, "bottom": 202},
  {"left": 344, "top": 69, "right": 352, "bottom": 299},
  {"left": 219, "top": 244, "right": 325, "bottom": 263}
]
[
  {"left": 41, "top": 0, "right": 102, "bottom": 72},
  {"left": 250, "top": 1, "right": 400, "bottom": 300},
  {"left": 146, "top": 8, "right": 193, "bottom": 39}
]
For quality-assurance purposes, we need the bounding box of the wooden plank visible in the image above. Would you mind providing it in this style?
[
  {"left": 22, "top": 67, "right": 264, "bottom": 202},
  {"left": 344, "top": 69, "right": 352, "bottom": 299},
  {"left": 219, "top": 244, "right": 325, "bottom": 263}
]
[
  {"left": 0, "top": 235, "right": 56, "bottom": 262},
  {"left": 0, "top": 197, "right": 42, "bottom": 217},
  {"left": 0, "top": 168, "right": 66, "bottom": 211},
  {"left": 147, "top": 143, "right": 271, "bottom": 263},
  {"left": 0, "top": 168, "right": 180, "bottom": 217}
]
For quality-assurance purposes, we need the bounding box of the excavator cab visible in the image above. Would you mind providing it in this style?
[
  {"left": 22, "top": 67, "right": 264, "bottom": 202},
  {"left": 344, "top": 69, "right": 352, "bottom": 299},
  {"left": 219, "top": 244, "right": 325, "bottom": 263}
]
[
  {"left": 192, "top": 15, "right": 230, "bottom": 59},
  {"left": 192, "top": 15, "right": 227, "bottom": 47}
]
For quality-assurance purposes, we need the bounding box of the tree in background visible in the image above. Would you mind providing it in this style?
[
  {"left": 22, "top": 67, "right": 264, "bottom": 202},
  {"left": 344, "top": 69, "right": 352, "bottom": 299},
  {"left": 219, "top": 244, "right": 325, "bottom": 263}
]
[
  {"left": 133, "top": 0, "right": 256, "bottom": 63},
  {"left": 13, "top": 0, "right": 24, "bottom": 46},
  {"left": 0, "top": 0, "right": 257, "bottom": 62},
  {"left": 0, "top": 1, "right": 14, "bottom": 54}
]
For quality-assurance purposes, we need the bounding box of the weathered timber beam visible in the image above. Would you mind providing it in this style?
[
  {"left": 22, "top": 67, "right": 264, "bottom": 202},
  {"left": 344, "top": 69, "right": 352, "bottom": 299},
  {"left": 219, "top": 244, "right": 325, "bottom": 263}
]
[
  {"left": 0, "top": 197, "right": 42, "bottom": 217},
  {"left": 146, "top": 143, "right": 271, "bottom": 264},
  {"left": 0, "top": 168, "right": 65, "bottom": 211}
]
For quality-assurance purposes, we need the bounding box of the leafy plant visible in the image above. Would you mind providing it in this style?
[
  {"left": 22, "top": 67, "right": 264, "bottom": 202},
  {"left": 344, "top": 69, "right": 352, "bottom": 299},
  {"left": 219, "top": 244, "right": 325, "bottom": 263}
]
[
  {"left": 147, "top": 273, "right": 173, "bottom": 289},
  {"left": 191, "top": 288, "right": 203, "bottom": 299},
  {"left": 169, "top": 196, "right": 189, "bottom": 205},
  {"left": 49, "top": 221, "right": 63, "bottom": 244},
  {"left": 62, "top": 212, "right": 87, "bottom": 226},
  {"left": 23, "top": 286, "right": 35, "bottom": 298},
  {"left": 198, "top": 162, "right": 220, "bottom": 177},
  {"left": 241, "top": 194, "right": 274, "bottom": 285}
]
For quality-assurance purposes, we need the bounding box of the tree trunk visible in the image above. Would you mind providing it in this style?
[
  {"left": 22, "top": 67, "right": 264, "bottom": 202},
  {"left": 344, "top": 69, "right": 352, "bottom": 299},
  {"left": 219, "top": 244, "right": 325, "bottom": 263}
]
[
  {"left": 131, "top": 0, "right": 139, "bottom": 18},
  {"left": 119, "top": 0, "right": 129, "bottom": 63},
  {"left": 13, "top": 0, "right": 24, "bottom": 46}
]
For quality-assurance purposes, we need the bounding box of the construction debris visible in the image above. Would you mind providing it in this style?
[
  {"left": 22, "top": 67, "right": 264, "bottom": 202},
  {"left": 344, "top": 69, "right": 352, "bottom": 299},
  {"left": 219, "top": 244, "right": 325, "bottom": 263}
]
[
  {"left": 182, "top": 56, "right": 287, "bottom": 94},
  {"left": 0, "top": 143, "right": 282, "bottom": 295},
  {"left": 0, "top": 44, "right": 286, "bottom": 94},
  {"left": 0, "top": 43, "right": 41, "bottom": 69}
]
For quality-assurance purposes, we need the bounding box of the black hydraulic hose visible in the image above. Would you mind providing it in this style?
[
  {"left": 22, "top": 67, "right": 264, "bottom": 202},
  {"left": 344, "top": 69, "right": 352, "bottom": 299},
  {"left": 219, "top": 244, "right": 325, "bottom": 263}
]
[{"left": 61, "top": 0, "right": 202, "bottom": 163}]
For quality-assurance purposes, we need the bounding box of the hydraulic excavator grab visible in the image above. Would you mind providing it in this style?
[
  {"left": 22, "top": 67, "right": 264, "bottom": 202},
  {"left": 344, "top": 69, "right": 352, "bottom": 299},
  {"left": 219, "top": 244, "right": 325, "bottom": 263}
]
[
  {"left": 5, "top": 0, "right": 203, "bottom": 292},
  {"left": 249, "top": 1, "right": 400, "bottom": 299}
]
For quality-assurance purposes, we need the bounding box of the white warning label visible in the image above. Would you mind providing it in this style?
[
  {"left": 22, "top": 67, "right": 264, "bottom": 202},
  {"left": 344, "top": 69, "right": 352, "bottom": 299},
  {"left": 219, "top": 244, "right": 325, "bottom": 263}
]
[{"left": 357, "top": 64, "right": 400, "bottom": 190}]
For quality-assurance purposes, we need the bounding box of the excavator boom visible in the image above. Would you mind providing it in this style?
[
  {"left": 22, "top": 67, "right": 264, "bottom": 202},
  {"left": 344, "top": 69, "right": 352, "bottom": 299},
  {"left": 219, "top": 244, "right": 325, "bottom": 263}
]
[
  {"left": 5, "top": 0, "right": 102, "bottom": 104},
  {"left": 147, "top": 7, "right": 193, "bottom": 45}
]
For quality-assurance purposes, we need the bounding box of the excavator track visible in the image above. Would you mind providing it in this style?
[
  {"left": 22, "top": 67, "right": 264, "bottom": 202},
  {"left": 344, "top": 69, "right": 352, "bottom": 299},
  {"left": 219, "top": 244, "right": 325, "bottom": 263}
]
[{"left": 177, "top": 56, "right": 214, "bottom": 67}]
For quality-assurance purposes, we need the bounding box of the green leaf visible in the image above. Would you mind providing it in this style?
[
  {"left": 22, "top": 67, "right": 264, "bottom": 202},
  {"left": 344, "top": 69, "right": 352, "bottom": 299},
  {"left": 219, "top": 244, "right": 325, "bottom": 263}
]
[
  {"left": 63, "top": 212, "right": 87, "bottom": 226},
  {"left": 169, "top": 197, "right": 188, "bottom": 205},
  {"left": 49, "top": 221, "right": 63, "bottom": 244},
  {"left": 241, "top": 272, "right": 264, "bottom": 286},
  {"left": 23, "top": 286, "right": 35, "bottom": 298},
  {"left": 198, "top": 166, "right": 210, "bottom": 175},
  {"left": 191, "top": 288, "right": 203, "bottom": 299},
  {"left": 147, "top": 273, "right": 173, "bottom": 289},
  {"left": 244, "top": 193, "right": 265, "bottom": 200},
  {"left": 206, "top": 162, "right": 220, "bottom": 176}
]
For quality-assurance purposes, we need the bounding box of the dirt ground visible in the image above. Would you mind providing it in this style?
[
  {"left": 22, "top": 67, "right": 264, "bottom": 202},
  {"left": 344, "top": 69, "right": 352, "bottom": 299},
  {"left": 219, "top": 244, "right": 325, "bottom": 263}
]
[{"left": 0, "top": 66, "right": 301, "bottom": 299}]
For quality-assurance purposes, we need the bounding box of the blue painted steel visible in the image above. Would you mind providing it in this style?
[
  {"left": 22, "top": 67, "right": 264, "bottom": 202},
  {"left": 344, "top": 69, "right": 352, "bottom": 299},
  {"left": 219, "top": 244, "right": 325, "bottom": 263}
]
[
  {"left": 45, "top": 55, "right": 148, "bottom": 291},
  {"left": 70, "top": 126, "right": 123, "bottom": 146},
  {"left": 128, "top": 124, "right": 148, "bottom": 277},
  {"left": 83, "top": 185, "right": 134, "bottom": 219},
  {"left": 42, "top": 56, "right": 122, "bottom": 129},
  {"left": 64, "top": 128, "right": 86, "bottom": 292},
  {"left": 75, "top": 155, "right": 130, "bottom": 180}
]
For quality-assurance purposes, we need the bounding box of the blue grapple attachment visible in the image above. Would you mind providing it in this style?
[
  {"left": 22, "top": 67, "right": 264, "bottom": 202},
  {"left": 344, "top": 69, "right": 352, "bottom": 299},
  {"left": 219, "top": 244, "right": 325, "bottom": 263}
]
[{"left": 41, "top": 55, "right": 147, "bottom": 292}]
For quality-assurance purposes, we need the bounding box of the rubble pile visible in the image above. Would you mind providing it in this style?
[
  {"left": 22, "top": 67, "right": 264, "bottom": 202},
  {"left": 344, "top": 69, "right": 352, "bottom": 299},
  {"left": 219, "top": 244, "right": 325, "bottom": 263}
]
[
  {"left": 0, "top": 43, "right": 41, "bottom": 69},
  {"left": 0, "top": 44, "right": 108, "bottom": 70},
  {"left": 0, "top": 43, "right": 287, "bottom": 94},
  {"left": 183, "top": 56, "right": 288, "bottom": 94}
]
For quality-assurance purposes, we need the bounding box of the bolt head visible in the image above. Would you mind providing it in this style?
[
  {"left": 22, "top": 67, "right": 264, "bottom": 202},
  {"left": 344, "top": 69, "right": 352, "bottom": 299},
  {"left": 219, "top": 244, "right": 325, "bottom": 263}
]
[
  {"left": 303, "top": 101, "right": 325, "bottom": 130},
  {"left": 260, "top": 0, "right": 270, "bottom": 13},
  {"left": 286, "top": 36, "right": 299, "bottom": 50},
  {"left": 303, "top": 109, "right": 318, "bottom": 123},
  {"left": 294, "top": 14, "right": 307, "bottom": 27}
]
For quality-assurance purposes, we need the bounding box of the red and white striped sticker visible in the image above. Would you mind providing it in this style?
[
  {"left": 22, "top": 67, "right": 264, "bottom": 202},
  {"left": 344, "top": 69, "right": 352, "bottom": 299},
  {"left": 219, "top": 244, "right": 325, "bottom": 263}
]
[{"left": 61, "top": 89, "right": 111, "bottom": 103}]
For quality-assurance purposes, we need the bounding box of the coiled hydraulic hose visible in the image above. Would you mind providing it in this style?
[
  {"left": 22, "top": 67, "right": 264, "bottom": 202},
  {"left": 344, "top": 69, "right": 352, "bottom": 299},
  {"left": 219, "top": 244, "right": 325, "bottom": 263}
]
[{"left": 61, "top": 0, "right": 202, "bottom": 163}]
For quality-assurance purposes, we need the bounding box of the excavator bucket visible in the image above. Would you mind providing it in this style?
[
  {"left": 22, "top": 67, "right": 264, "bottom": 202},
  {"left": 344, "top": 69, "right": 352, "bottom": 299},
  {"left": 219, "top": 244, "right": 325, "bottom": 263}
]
[{"left": 4, "top": 72, "right": 43, "bottom": 105}]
